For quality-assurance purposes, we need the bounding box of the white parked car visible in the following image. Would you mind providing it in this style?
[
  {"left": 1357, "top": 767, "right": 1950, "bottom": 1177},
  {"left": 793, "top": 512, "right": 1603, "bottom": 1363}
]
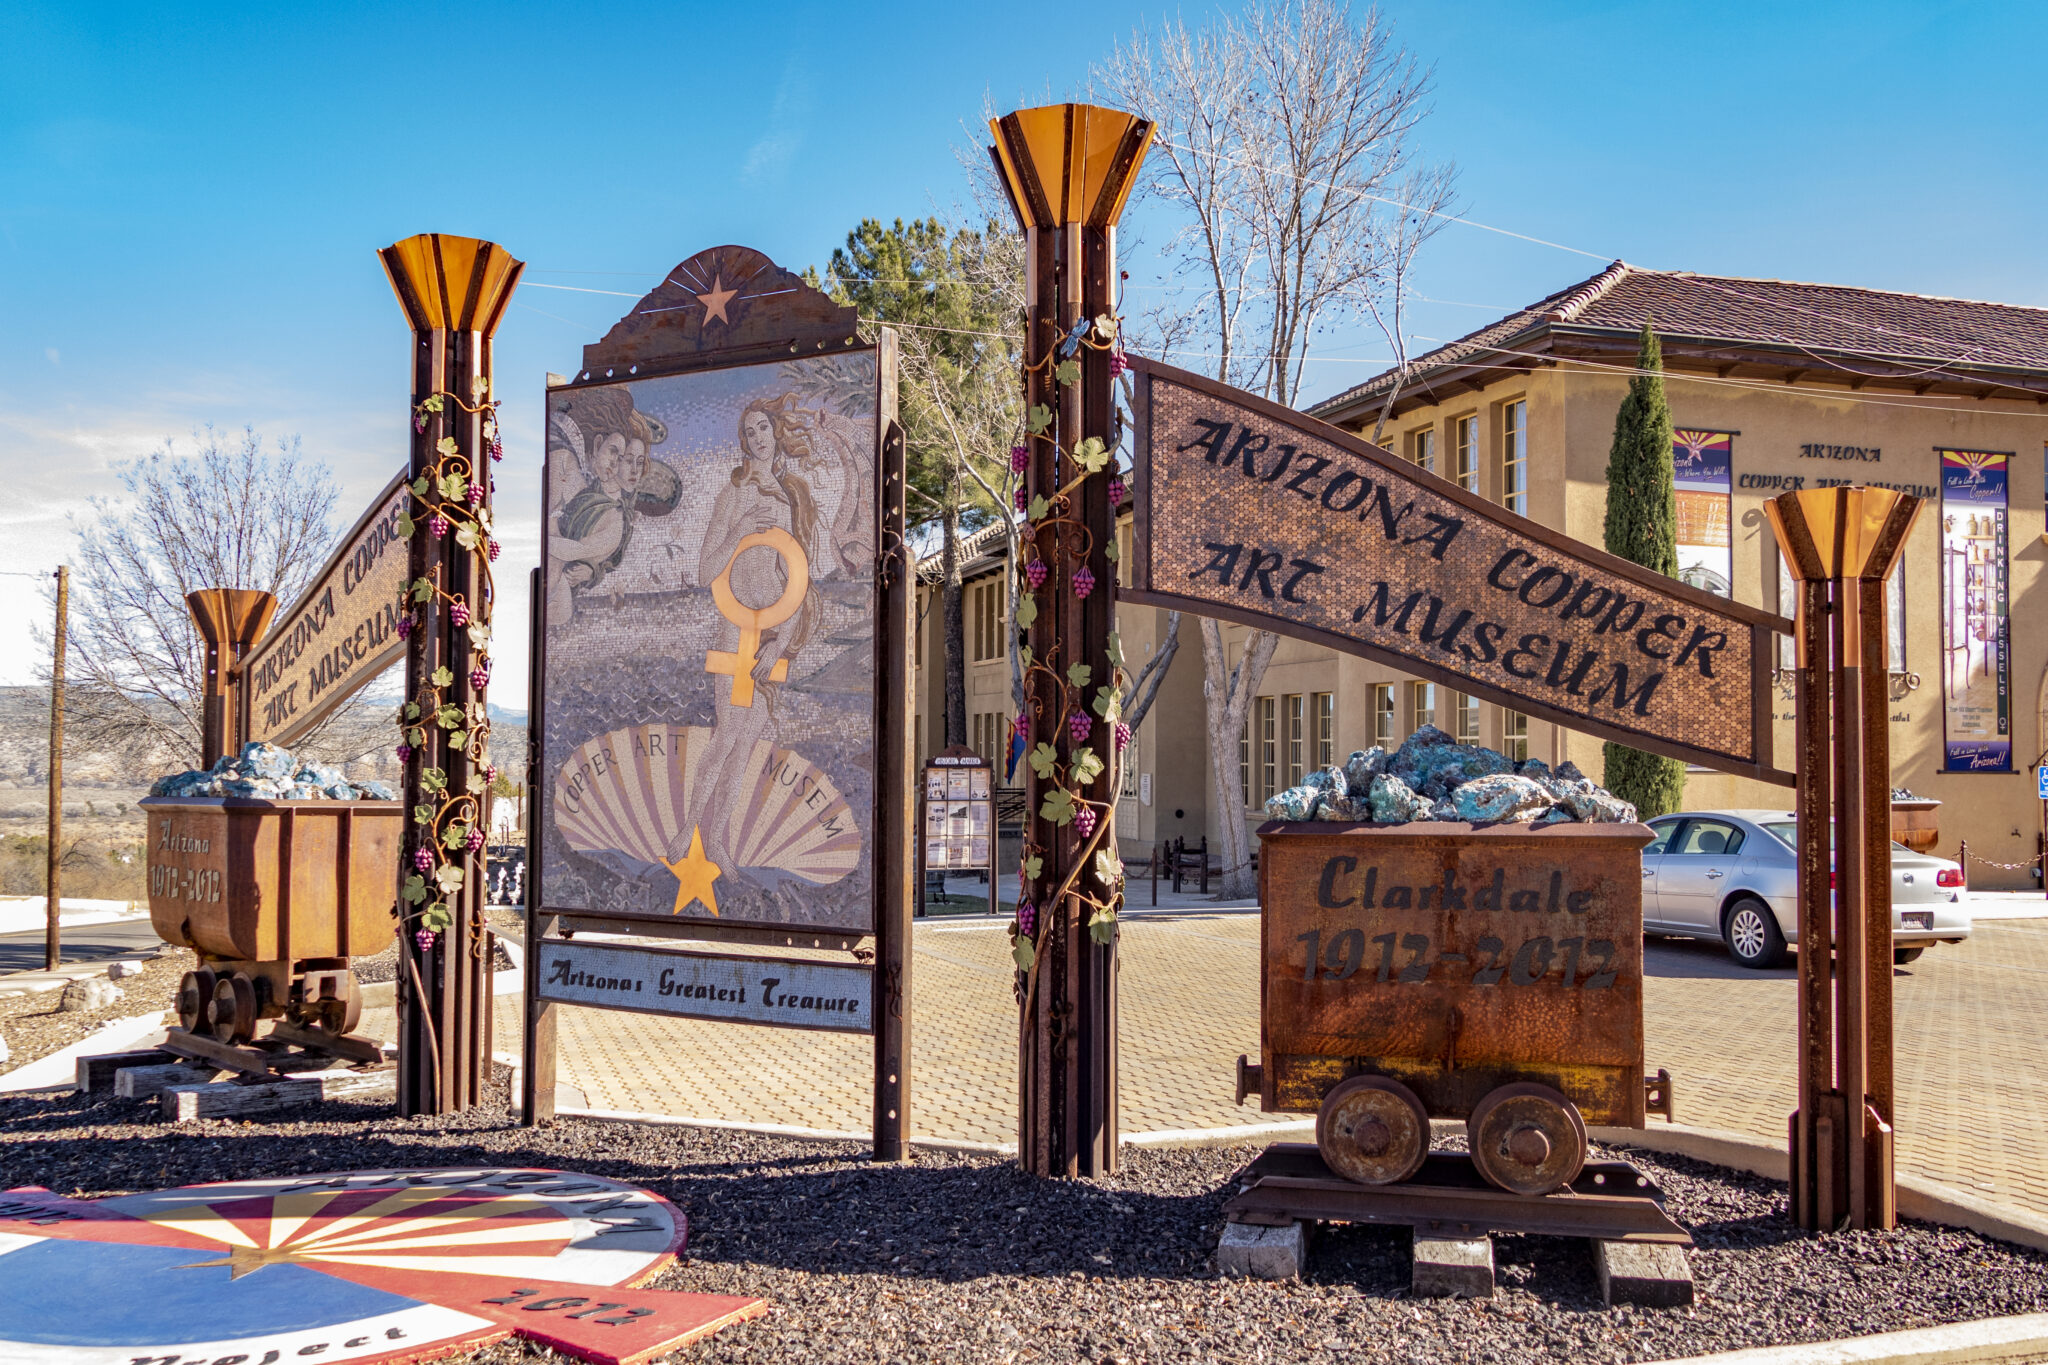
[{"left": 1641, "top": 809, "right": 1971, "bottom": 969}]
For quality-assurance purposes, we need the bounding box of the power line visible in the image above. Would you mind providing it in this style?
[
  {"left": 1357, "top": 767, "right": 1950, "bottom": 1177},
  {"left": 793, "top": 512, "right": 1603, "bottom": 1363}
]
[
  {"left": 1147, "top": 137, "right": 2048, "bottom": 375},
  {"left": 1149, "top": 136, "right": 1615, "bottom": 262},
  {"left": 524, "top": 281, "right": 643, "bottom": 298}
]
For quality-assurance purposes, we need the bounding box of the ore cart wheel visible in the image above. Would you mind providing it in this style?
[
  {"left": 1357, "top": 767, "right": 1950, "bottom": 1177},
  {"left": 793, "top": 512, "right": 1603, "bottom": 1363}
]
[
  {"left": 208, "top": 973, "right": 258, "bottom": 1045},
  {"left": 1467, "top": 1082, "right": 1587, "bottom": 1196},
  {"left": 339, "top": 971, "right": 362, "bottom": 1034},
  {"left": 177, "top": 968, "right": 217, "bottom": 1033},
  {"left": 1316, "top": 1074, "right": 1430, "bottom": 1185}
]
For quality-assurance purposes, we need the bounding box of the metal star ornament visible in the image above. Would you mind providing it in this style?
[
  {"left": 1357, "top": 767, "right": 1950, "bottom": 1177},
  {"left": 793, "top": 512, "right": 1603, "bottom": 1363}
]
[{"left": 696, "top": 275, "right": 738, "bottom": 325}]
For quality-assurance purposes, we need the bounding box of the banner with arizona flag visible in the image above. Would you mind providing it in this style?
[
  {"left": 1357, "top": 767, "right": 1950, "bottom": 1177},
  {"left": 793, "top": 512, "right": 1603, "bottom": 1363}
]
[
  {"left": 1672, "top": 429, "right": 1734, "bottom": 598},
  {"left": 1939, "top": 449, "right": 2011, "bottom": 772}
]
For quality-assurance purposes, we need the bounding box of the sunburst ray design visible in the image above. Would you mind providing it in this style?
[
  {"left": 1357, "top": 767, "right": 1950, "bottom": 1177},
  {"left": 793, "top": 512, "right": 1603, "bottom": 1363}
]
[
  {"left": 554, "top": 724, "right": 860, "bottom": 890},
  {"left": 150, "top": 1184, "right": 577, "bottom": 1281}
]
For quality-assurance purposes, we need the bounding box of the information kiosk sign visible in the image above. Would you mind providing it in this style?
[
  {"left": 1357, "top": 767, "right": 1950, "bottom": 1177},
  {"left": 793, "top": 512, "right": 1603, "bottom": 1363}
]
[{"left": 918, "top": 747, "right": 996, "bottom": 917}]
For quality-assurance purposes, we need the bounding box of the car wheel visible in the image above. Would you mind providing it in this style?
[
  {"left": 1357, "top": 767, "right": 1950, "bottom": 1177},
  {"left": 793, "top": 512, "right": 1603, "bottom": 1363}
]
[
  {"left": 1724, "top": 898, "right": 1787, "bottom": 969},
  {"left": 1894, "top": 947, "right": 1924, "bottom": 965}
]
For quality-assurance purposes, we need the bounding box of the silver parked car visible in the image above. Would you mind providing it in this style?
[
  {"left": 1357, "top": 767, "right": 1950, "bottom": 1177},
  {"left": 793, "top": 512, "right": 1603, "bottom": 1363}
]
[{"left": 1641, "top": 809, "right": 1971, "bottom": 969}]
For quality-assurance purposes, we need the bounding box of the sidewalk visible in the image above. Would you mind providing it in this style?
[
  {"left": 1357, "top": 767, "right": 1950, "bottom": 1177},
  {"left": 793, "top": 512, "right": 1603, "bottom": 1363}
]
[
  {"left": 1964, "top": 889, "right": 2048, "bottom": 920},
  {"left": 0, "top": 898, "right": 149, "bottom": 937}
]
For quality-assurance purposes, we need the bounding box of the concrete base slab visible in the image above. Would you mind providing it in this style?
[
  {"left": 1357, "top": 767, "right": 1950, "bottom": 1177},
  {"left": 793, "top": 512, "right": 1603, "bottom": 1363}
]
[
  {"left": 1596, "top": 1239, "right": 1695, "bottom": 1307},
  {"left": 1217, "top": 1220, "right": 1307, "bottom": 1279},
  {"left": 1642, "top": 1309, "right": 2048, "bottom": 1364},
  {"left": 1412, "top": 1235, "right": 1495, "bottom": 1298}
]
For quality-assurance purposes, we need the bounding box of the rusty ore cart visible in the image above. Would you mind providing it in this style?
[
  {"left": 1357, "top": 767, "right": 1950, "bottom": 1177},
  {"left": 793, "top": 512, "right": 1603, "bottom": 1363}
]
[
  {"left": 143, "top": 796, "right": 401, "bottom": 1047},
  {"left": 1236, "top": 819, "right": 1680, "bottom": 1230}
]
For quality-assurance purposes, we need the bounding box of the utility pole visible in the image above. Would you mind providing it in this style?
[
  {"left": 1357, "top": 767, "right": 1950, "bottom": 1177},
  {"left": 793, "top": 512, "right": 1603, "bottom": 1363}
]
[{"left": 45, "top": 565, "right": 67, "bottom": 971}]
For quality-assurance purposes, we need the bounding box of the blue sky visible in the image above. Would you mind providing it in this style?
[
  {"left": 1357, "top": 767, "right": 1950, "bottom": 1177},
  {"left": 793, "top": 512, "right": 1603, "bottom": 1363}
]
[{"left": 3, "top": 0, "right": 2042, "bottom": 699}]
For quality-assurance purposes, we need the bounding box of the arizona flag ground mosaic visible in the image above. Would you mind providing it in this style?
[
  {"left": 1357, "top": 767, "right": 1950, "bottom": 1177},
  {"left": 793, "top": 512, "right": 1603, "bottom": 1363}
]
[{"left": 0, "top": 1167, "right": 765, "bottom": 1364}]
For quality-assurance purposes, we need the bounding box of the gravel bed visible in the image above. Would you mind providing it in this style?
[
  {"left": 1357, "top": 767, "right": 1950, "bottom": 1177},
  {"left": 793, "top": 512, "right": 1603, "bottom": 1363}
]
[
  {"left": 0, "top": 951, "right": 184, "bottom": 1070},
  {"left": 3, "top": 1082, "right": 2046, "bottom": 1364}
]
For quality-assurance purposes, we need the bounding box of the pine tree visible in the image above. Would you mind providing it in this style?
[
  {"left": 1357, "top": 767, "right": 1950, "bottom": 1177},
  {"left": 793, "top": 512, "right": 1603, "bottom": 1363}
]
[{"left": 1601, "top": 321, "right": 1688, "bottom": 818}]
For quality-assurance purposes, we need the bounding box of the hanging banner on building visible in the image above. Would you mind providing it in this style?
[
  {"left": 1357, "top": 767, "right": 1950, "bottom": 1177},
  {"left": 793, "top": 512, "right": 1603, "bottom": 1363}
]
[
  {"left": 1125, "top": 357, "right": 1792, "bottom": 784},
  {"left": 240, "top": 471, "right": 411, "bottom": 747},
  {"left": 538, "top": 245, "right": 893, "bottom": 934},
  {"left": 1938, "top": 448, "right": 2011, "bottom": 772},
  {"left": 1673, "top": 430, "right": 1734, "bottom": 598}
]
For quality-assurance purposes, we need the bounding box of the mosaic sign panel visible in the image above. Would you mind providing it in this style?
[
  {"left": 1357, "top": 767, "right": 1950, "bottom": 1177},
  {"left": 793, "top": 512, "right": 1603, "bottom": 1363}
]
[
  {"left": 1939, "top": 448, "right": 2011, "bottom": 771},
  {"left": 0, "top": 1169, "right": 762, "bottom": 1365},
  {"left": 242, "top": 472, "right": 410, "bottom": 746},
  {"left": 1126, "top": 358, "right": 1790, "bottom": 783},
  {"left": 539, "top": 352, "right": 880, "bottom": 931}
]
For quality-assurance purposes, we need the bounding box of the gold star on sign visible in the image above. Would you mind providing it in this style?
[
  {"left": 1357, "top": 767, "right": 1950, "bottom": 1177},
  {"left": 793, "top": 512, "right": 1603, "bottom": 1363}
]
[
  {"left": 696, "top": 274, "right": 738, "bottom": 325},
  {"left": 177, "top": 1244, "right": 305, "bottom": 1280},
  {"left": 662, "top": 825, "right": 722, "bottom": 916}
]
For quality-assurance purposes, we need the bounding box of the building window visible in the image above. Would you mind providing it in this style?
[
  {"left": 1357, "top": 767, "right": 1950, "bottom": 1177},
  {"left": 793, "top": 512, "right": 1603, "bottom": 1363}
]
[
  {"left": 1453, "top": 692, "right": 1480, "bottom": 745},
  {"left": 1777, "top": 551, "right": 1797, "bottom": 670},
  {"left": 1887, "top": 558, "right": 1906, "bottom": 673},
  {"left": 1502, "top": 710, "right": 1529, "bottom": 762},
  {"left": 1408, "top": 680, "right": 1436, "bottom": 735},
  {"left": 1239, "top": 718, "right": 1251, "bottom": 808},
  {"left": 1372, "top": 683, "right": 1395, "bottom": 749},
  {"left": 1454, "top": 415, "right": 1478, "bottom": 492},
  {"left": 1411, "top": 428, "right": 1436, "bottom": 475},
  {"left": 1501, "top": 399, "right": 1527, "bottom": 515},
  {"left": 1257, "top": 696, "right": 1279, "bottom": 806},
  {"left": 1283, "top": 694, "right": 1305, "bottom": 789},
  {"left": 1313, "top": 692, "right": 1335, "bottom": 769},
  {"left": 971, "top": 710, "right": 1011, "bottom": 766},
  {"left": 971, "top": 580, "right": 1004, "bottom": 662}
]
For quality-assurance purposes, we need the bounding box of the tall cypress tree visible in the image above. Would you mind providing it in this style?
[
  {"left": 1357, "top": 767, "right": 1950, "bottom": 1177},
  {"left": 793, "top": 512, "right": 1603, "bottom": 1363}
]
[{"left": 1601, "top": 321, "right": 1688, "bottom": 817}]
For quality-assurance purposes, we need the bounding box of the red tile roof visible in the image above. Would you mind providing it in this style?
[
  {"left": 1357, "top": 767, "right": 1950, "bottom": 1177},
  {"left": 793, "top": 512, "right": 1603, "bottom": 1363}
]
[{"left": 1309, "top": 261, "right": 2048, "bottom": 421}]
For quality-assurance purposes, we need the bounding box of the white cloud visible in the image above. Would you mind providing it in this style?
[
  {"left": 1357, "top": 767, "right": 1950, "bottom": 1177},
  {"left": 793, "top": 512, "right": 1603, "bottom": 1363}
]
[{"left": 741, "top": 57, "right": 811, "bottom": 186}]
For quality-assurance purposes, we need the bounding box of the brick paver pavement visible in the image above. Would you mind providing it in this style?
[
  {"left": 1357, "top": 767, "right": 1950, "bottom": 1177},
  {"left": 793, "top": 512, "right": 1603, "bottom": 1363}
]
[{"left": 419, "top": 909, "right": 2048, "bottom": 1217}]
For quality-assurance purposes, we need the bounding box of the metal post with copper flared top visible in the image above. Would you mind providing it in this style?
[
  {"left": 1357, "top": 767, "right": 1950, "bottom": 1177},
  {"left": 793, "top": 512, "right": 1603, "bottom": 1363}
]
[
  {"left": 1766, "top": 485, "right": 1922, "bottom": 1231},
  {"left": 379, "top": 232, "right": 523, "bottom": 1117},
  {"left": 186, "top": 588, "right": 278, "bottom": 768},
  {"left": 989, "top": 103, "right": 1152, "bottom": 1177}
]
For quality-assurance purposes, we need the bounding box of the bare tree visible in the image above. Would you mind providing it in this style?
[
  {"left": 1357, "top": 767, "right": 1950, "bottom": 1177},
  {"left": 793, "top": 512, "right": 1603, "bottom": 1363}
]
[
  {"left": 825, "top": 218, "right": 1025, "bottom": 752},
  {"left": 1098, "top": 0, "right": 1454, "bottom": 896},
  {"left": 1366, "top": 164, "right": 1459, "bottom": 443},
  {"left": 64, "top": 426, "right": 339, "bottom": 768}
]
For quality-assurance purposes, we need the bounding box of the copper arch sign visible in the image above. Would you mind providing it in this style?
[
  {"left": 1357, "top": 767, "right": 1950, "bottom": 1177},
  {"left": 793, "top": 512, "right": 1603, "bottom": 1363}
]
[{"left": 1125, "top": 357, "right": 1793, "bottom": 785}]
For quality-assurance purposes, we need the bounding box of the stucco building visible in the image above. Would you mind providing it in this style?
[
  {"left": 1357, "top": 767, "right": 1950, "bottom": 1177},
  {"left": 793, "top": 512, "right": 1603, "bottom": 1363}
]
[{"left": 916, "top": 262, "right": 2048, "bottom": 888}]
